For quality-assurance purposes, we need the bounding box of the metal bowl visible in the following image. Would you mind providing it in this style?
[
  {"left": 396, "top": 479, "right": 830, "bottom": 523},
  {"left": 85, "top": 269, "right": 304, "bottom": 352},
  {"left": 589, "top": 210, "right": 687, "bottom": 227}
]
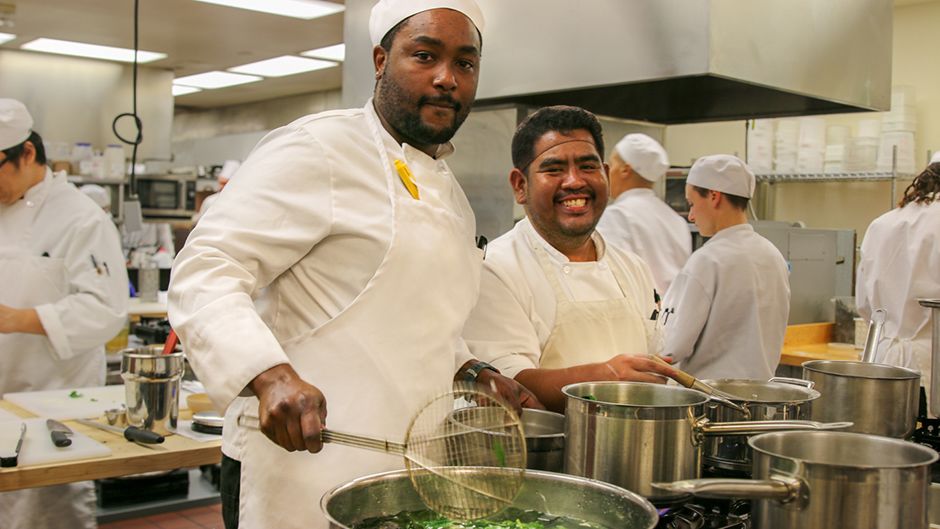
[
  {"left": 321, "top": 468, "right": 659, "bottom": 529},
  {"left": 519, "top": 409, "right": 564, "bottom": 472}
]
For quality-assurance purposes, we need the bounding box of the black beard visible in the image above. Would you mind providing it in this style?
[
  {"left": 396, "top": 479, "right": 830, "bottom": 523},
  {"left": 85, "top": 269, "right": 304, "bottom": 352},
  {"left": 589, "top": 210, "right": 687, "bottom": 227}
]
[{"left": 375, "top": 74, "right": 470, "bottom": 147}]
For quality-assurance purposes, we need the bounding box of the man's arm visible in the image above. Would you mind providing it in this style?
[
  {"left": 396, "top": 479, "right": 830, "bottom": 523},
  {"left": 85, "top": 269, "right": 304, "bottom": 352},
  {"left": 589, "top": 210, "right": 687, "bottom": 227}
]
[
  {"left": 0, "top": 306, "right": 44, "bottom": 334},
  {"left": 661, "top": 271, "right": 712, "bottom": 365},
  {"left": 515, "top": 355, "right": 676, "bottom": 413}
]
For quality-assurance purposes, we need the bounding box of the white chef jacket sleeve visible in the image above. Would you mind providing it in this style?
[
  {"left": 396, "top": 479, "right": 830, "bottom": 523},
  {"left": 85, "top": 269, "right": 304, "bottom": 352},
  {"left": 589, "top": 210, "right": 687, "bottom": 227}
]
[
  {"left": 168, "top": 126, "right": 333, "bottom": 411},
  {"left": 855, "top": 230, "right": 875, "bottom": 321},
  {"left": 34, "top": 212, "right": 128, "bottom": 359},
  {"left": 463, "top": 262, "right": 542, "bottom": 379},
  {"left": 661, "top": 270, "right": 712, "bottom": 365},
  {"left": 454, "top": 337, "right": 474, "bottom": 373}
]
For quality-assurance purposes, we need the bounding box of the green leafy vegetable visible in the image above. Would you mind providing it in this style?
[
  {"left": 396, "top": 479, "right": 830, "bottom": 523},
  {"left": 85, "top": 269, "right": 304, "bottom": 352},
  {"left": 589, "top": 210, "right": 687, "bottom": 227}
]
[
  {"left": 581, "top": 395, "right": 597, "bottom": 401},
  {"left": 492, "top": 439, "right": 506, "bottom": 467},
  {"left": 353, "top": 508, "right": 608, "bottom": 529},
  {"left": 68, "top": 390, "right": 83, "bottom": 398}
]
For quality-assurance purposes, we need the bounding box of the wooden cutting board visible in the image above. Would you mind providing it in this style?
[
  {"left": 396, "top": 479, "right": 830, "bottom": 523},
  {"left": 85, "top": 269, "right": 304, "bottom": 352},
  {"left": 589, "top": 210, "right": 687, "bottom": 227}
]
[
  {"left": 0, "top": 418, "right": 111, "bottom": 467},
  {"left": 4, "top": 385, "right": 194, "bottom": 420}
]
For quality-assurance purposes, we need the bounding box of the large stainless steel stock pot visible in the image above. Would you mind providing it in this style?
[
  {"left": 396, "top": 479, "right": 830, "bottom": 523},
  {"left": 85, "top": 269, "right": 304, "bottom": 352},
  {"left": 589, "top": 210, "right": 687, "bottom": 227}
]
[
  {"left": 321, "top": 468, "right": 659, "bottom": 529},
  {"left": 803, "top": 359, "right": 920, "bottom": 438},
  {"left": 655, "top": 430, "right": 939, "bottom": 529},
  {"left": 562, "top": 382, "right": 850, "bottom": 501},
  {"left": 701, "top": 377, "right": 820, "bottom": 472}
]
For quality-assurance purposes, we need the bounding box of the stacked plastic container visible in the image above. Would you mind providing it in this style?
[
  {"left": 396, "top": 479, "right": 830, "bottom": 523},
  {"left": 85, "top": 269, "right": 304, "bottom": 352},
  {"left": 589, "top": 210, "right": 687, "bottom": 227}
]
[
  {"left": 774, "top": 120, "right": 800, "bottom": 173},
  {"left": 824, "top": 125, "right": 849, "bottom": 173},
  {"left": 877, "top": 86, "right": 917, "bottom": 174},
  {"left": 746, "top": 120, "right": 774, "bottom": 173},
  {"left": 796, "top": 117, "right": 826, "bottom": 173},
  {"left": 846, "top": 119, "right": 881, "bottom": 172}
]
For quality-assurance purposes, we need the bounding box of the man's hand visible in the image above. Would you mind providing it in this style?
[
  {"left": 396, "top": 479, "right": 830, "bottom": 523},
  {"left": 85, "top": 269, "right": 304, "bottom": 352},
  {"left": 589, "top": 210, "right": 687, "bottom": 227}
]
[
  {"left": 248, "top": 364, "right": 327, "bottom": 453},
  {"left": 0, "top": 305, "right": 44, "bottom": 335},
  {"left": 476, "top": 368, "right": 546, "bottom": 414},
  {"left": 601, "top": 354, "right": 676, "bottom": 384}
]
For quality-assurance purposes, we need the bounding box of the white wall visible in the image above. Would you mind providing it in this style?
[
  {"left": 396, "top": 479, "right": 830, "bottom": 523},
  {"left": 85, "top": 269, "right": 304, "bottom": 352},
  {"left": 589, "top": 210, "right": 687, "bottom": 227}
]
[{"left": 0, "top": 50, "right": 174, "bottom": 161}]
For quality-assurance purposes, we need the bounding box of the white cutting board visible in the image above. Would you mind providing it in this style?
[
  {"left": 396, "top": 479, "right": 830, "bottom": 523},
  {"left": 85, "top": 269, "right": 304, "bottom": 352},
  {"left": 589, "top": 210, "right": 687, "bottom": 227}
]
[
  {"left": 0, "top": 418, "right": 111, "bottom": 466},
  {"left": 0, "top": 408, "right": 22, "bottom": 422},
  {"left": 4, "top": 385, "right": 194, "bottom": 420}
]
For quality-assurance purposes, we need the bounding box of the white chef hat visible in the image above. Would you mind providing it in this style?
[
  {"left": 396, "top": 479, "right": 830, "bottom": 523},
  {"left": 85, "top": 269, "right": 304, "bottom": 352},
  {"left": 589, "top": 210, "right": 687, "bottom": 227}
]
[
  {"left": 81, "top": 184, "right": 112, "bottom": 210},
  {"left": 614, "top": 133, "right": 669, "bottom": 182},
  {"left": 0, "top": 98, "right": 34, "bottom": 151},
  {"left": 369, "top": 0, "right": 485, "bottom": 46},
  {"left": 687, "top": 154, "right": 756, "bottom": 199},
  {"left": 930, "top": 151, "right": 940, "bottom": 165}
]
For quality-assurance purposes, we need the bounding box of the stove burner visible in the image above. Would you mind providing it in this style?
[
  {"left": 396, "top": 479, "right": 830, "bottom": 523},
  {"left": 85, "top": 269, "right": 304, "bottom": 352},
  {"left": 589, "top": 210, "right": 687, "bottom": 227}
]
[{"left": 656, "top": 498, "right": 751, "bottom": 529}]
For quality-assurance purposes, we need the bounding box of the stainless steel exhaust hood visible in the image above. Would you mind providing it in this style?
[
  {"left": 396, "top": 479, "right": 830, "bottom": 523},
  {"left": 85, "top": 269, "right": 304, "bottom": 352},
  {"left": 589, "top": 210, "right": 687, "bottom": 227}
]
[{"left": 343, "top": 0, "right": 893, "bottom": 124}]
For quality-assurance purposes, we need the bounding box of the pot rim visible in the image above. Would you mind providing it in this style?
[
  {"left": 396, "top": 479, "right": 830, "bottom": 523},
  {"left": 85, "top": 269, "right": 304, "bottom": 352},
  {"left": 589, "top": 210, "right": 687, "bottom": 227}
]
[
  {"left": 748, "top": 431, "right": 939, "bottom": 469},
  {"left": 802, "top": 360, "right": 921, "bottom": 380},
  {"left": 561, "top": 381, "right": 710, "bottom": 408},
  {"left": 319, "top": 467, "right": 659, "bottom": 528},
  {"left": 519, "top": 409, "right": 565, "bottom": 439},
  {"left": 700, "top": 378, "right": 821, "bottom": 404}
]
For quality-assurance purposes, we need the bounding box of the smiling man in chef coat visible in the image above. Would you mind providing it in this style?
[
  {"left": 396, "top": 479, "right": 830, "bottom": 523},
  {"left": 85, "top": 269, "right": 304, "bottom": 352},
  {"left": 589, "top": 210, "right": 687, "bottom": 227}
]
[
  {"left": 462, "top": 106, "right": 677, "bottom": 412},
  {"left": 0, "top": 98, "right": 128, "bottom": 529},
  {"left": 661, "top": 155, "right": 790, "bottom": 379},
  {"left": 168, "top": 1, "right": 542, "bottom": 528}
]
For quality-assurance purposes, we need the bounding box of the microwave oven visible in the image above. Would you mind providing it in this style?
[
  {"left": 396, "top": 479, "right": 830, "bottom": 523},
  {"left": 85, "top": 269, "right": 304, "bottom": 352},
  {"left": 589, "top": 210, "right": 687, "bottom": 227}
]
[{"left": 136, "top": 174, "right": 197, "bottom": 219}]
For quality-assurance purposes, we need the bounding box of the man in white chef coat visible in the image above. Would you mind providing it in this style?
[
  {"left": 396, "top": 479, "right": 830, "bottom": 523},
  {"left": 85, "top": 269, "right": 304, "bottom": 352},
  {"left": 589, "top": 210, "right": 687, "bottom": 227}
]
[
  {"left": 168, "top": 2, "right": 540, "bottom": 528},
  {"left": 595, "top": 133, "right": 691, "bottom": 294},
  {"left": 0, "top": 99, "right": 128, "bottom": 529},
  {"left": 856, "top": 154, "right": 940, "bottom": 399},
  {"left": 463, "top": 106, "right": 677, "bottom": 412},
  {"left": 661, "top": 155, "right": 790, "bottom": 380}
]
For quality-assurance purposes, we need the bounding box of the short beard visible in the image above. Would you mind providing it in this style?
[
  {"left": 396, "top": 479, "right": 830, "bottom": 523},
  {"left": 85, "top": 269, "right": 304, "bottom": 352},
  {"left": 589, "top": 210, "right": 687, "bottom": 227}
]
[{"left": 375, "top": 74, "right": 470, "bottom": 146}]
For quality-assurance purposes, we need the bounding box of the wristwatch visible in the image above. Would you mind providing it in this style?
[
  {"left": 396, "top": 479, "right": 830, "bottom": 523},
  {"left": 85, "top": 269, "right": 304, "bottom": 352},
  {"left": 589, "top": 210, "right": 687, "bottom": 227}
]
[{"left": 461, "top": 360, "right": 499, "bottom": 383}]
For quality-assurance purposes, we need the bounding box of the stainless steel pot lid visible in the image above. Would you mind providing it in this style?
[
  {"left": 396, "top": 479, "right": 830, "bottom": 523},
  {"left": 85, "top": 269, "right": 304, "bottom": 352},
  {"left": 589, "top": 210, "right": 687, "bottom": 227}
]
[
  {"left": 749, "top": 430, "right": 939, "bottom": 468},
  {"left": 562, "top": 381, "right": 709, "bottom": 407},
  {"left": 701, "top": 379, "right": 820, "bottom": 403},
  {"left": 802, "top": 360, "right": 921, "bottom": 380}
]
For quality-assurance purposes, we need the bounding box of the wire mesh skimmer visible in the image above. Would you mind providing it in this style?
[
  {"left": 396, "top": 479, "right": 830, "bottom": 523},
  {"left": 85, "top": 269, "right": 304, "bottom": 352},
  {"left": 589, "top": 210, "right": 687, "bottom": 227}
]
[{"left": 240, "top": 383, "right": 527, "bottom": 520}]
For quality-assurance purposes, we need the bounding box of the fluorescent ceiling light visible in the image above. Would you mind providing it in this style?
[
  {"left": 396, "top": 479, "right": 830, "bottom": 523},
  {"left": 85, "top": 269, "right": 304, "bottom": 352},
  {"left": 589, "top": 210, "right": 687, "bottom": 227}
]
[
  {"left": 174, "top": 71, "right": 262, "bottom": 89},
  {"left": 0, "top": 33, "right": 15, "bottom": 45},
  {"left": 229, "top": 55, "right": 337, "bottom": 77},
  {"left": 20, "top": 38, "right": 166, "bottom": 63},
  {"left": 301, "top": 43, "right": 345, "bottom": 62},
  {"left": 172, "top": 85, "right": 202, "bottom": 97},
  {"left": 193, "top": 0, "right": 344, "bottom": 19}
]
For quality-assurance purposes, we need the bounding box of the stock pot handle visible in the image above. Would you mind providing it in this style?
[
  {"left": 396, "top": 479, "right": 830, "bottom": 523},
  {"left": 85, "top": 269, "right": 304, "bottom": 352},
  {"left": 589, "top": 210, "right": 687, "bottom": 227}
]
[
  {"left": 652, "top": 476, "right": 800, "bottom": 502},
  {"left": 769, "top": 376, "right": 815, "bottom": 390},
  {"left": 700, "top": 420, "right": 853, "bottom": 436}
]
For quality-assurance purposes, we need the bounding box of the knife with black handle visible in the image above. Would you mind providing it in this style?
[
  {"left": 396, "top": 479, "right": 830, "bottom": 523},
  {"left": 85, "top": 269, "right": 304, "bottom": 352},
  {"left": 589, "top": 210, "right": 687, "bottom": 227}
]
[
  {"left": 76, "top": 419, "right": 165, "bottom": 444},
  {"left": 46, "top": 419, "right": 74, "bottom": 447},
  {"left": 0, "top": 423, "right": 27, "bottom": 467}
]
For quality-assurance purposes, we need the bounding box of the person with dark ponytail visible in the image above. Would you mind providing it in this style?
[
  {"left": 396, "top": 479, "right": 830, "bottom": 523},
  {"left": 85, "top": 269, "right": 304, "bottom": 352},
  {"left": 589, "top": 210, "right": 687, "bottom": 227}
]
[{"left": 856, "top": 154, "right": 940, "bottom": 409}]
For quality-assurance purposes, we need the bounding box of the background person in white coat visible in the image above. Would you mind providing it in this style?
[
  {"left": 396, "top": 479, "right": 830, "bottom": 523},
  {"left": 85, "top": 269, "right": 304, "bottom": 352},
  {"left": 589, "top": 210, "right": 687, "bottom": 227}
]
[
  {"left": 168, "top": 3, "right": 539, "bottom": 528},
  {"left": 596, "top": 133, "right": 691, "bottom": 294},
  {"left": 463, "top": 107, "right": 676, "bottom": 412},
  {"left": 857, "top": 155, "right": 940, "bottom": 399},
  {"left": 661, "top": 155, "right": 790, "bottom": 380},
  {"left": 0, "top": 99, "right": 128, "bottom": 529}
]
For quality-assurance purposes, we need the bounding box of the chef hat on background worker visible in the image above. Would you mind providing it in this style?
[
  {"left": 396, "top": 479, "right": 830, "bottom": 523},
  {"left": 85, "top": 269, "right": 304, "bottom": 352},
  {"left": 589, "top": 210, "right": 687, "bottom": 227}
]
[
  {"left": 81, "top": 184, "right": 112, "bottom": 211},
  {"left": 614, "top": 133, "right": 669, "bottom": 182},
  {"left": 687, "top": 154, "right": 756, "bottom": 199},
  {"left": 930, "top": 151, "right": 940, "bottom": 165},
  {"left": 369, "top": 0, "right": 485, "bottom": 46},
  {"left": 218, "top": 159, "right": 240, "bottom": 183},
  {"left": 0, "top": 98, "right": 33, "bottom": 151}
]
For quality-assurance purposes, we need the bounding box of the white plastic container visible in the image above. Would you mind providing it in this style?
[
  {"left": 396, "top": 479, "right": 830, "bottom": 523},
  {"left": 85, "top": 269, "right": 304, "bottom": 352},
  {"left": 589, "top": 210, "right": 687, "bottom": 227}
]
[{"left": 105, "top": 145, "right": 125, "bottom": 178}]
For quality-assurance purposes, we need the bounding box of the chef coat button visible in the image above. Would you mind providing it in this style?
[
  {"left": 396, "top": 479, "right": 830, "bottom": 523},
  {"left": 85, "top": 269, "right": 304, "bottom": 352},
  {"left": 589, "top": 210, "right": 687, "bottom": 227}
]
[
  {"left": 563, "top": 265, "right": 571, "bottom": 274},
  {"left": 26, "top": 200, "right": 35, "bottom": 207}
]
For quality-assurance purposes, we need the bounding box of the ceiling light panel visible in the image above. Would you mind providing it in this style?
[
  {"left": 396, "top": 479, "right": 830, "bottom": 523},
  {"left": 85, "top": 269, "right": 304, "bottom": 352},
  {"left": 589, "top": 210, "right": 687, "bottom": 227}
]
[
  {"left": 0, "top": 32, "right": 14, "bottom": 45},
  {"left": 193, "top": 0, "right": 344, "bottom": 20},
  {"left": 174, "top": 71, "right": 262, "bottom": 89},
  {"left": 228, "top": 55, "right": 337, "bottom": 77},
  {"left": 301, "top": 43, "right": 345, "bottom": 62},
  {"left": 172, "top": 85, "right": 202, "bottom": 97},
  {"left": 20, "top": 38, "right": 166, "bottom": 63}
]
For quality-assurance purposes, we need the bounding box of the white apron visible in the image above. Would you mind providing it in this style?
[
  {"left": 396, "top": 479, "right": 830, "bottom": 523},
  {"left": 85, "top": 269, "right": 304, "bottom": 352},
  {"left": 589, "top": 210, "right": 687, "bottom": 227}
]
[
  {"left": 531, "top": 242, "right": 661, "bottom": 370},
  {"left": 226, "top": 109, "right": 482, "bottom": 529},
  {"left": 0, "top": 252, "right": 98, "bottom": 529}
]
